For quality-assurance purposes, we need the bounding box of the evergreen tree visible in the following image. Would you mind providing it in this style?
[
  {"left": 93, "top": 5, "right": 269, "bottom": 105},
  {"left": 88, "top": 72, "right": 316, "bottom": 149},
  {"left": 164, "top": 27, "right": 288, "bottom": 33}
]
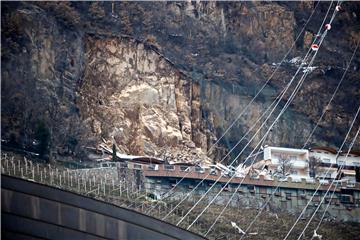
[
  {"left": 34, "top": 121, "right": 50, "bottom": 158},
  {"left": 112, "top": 143, "right": 117, "bottom": 161}
]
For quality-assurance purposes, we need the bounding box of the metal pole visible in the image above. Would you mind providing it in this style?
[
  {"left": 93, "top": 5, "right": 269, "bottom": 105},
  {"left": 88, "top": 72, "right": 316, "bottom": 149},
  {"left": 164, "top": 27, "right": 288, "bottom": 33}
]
[{"left": 40, "top": 170, "right": 43, "bottom": 182}]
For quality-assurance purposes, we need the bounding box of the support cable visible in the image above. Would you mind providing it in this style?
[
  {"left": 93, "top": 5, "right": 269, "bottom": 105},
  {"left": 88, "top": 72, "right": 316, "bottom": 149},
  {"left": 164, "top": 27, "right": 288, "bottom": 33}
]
[
  {"left": 297, "top": 125, "right": 360, "bottom": 240},
  {"left": 187, "top": 3, "right": 338, "bottom": 230},
  {"left": 145, "top": 1, "right": 321, "bottom": 215},
  {"left": 303, "top": 40, "right": 359, "bottom": 148},
  {"left": 238, "top": 35, "right": 358, "bottom": 239},
  {"left": 283, "top": 105, "right": 360, "bottom": 240}
]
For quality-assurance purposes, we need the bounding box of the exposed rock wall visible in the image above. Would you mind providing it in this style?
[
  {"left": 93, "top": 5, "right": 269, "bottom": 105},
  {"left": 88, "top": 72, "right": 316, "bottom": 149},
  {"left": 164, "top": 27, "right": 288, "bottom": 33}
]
[
  {"left": 78, "top": 36, "right": 213, "bottom": 162},
  {"left": 1, "top": 1, "right": 359, "bottom": 164},
  {"left": 1, "top": 3, "right": 86, "bottom": 159}
]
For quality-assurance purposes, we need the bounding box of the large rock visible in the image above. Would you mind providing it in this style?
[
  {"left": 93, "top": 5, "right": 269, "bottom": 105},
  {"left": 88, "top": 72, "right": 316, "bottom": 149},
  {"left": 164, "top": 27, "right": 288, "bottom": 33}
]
[{"left": 78, "top": 36, "right": 212, "bottom": 160}]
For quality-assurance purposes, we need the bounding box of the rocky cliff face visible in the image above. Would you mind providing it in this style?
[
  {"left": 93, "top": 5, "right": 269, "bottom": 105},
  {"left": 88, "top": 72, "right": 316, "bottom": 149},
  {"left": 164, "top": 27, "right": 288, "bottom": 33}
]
[
  {"left": 1, "top": 2, "right": 359, "bottom": 163},
  {"left": 78, "top": 36, "right": 213, "bottom": 162}
]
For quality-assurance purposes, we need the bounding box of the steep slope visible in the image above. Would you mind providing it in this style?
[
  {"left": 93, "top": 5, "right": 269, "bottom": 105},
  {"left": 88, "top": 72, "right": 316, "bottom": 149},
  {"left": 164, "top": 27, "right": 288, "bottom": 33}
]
[{"left": 1, "top": 1, "right": 359, "bottom": 163}]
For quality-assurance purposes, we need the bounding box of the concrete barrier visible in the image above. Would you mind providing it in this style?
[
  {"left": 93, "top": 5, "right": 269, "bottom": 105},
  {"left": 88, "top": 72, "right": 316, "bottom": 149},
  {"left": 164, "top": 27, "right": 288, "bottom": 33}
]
[{"left": 1, "top": 175, "right": 206, "bottom": 240}]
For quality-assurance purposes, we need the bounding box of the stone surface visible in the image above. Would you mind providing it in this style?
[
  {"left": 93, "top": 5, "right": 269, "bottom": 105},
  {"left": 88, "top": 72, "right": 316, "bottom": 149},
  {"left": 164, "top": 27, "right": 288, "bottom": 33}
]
[
  {"left": 78, "top": 36, "right": 213, "bottom": 161},
  {"left": 1, "top": 2, "right": 359, "bottom": 164}
]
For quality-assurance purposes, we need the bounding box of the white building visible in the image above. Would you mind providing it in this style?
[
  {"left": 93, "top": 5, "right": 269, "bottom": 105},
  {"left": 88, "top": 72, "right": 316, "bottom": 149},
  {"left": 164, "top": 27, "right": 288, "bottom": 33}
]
[
  {"left": 263, "top": 146, "right": 310, "bottom": 181},
  {"left": 309, "top": 147, "right": 360, "bottom": 168},
  {"left": 238, "top": 146, "right": 360, "bottom": 182}
]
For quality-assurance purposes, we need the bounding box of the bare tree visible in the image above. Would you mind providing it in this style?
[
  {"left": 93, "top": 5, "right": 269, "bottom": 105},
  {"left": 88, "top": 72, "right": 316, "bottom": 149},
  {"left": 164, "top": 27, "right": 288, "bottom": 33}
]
[
  {"left": 309, "top": 156, "right": 321, "bottom": 178},
  {"left": 276, "top": 154, "right": 293, "bottom": 178}
]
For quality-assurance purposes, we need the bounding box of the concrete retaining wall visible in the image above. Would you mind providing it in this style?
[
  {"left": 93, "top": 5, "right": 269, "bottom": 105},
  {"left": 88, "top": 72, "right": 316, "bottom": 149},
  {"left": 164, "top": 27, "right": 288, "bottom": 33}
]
[{"left": 1, "top": 175, "right": 205, "bottom": 240}]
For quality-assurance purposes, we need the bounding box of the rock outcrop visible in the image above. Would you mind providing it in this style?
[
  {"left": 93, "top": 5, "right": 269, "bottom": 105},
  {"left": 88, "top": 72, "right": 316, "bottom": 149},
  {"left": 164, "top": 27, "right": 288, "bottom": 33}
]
[
  {"left": 1, "top": 1, "right": 359, "bottom": 164},
  {"left": 78, "top": 36, "right": 213, "bottom": 162}
]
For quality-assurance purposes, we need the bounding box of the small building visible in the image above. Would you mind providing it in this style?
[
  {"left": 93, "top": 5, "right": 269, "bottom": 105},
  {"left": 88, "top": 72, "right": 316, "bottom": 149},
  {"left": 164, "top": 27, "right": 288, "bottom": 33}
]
[
  {"left": 309, "top": 147, "right": 360, "bottom": 168},
  {"left": 263, "top": 146, "right": 310, "bottom": 181}
]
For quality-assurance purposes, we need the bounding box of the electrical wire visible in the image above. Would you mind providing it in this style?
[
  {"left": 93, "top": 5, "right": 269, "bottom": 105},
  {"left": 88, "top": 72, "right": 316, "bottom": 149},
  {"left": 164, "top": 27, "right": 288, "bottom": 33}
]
[
  {"left": 188, "top": 2, "right": 340, "bottom": 231},
  {"left": 239, "top": 35, "right": 358, "bottom": 240},
  {"left": 297, "top": 125, "right": 360, "bottom": 240},
  {"left": 283, "top": 105, "right": 360, "bottom": 240},
  {"left": 145, "top": 0, "right": 321, "bottom": 215}
]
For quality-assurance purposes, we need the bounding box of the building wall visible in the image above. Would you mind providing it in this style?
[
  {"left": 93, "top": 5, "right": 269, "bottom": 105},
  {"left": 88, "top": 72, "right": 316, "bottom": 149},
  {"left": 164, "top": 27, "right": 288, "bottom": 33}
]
[
  {"left": 144, "top": 175, "right": 360, "bottom": 222},
  {"left": 309, "top": 150, "right": 360, "bottom": 167}
]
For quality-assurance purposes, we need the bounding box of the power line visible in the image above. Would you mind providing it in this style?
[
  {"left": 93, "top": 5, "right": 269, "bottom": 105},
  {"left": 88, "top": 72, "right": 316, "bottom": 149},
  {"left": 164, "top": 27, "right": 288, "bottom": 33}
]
[
  {"left": 297, "top": 125, "right": 360, "bottom": 240},
  {"left": 183, "top": 29, "right": 327, "bottom": 229},
  {"left": 239, "top": 35, "right": 358, "bottom": 240},
  {"left": 189, "top": 2, "right": 340, "bottom": 232},
  {"left": 145, "top": 0, "right": 321, "bottom": 215},
  {"left": 303, "top": 40, "right": 359, "bottom": 148},
  {"left": 283, "top": 104, "right": 360, "bottom": 240}
]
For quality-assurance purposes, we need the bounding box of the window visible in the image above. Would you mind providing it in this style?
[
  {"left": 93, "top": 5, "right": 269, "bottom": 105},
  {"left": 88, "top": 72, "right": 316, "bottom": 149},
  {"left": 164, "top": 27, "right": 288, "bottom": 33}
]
[
  {"left": 290, "top": 155, "right": 297, "bottom": 161},
  {"left": 322, "top": 158, "right": 331, "bottom": 163},
  {"left": 133, "top": 163, "right": 142, "bottom": 170},
  {"left": 195, "top": 166, "right": 204, "bottom": 173},
  {"left": 148, "top": 164, "right": 157, "bottom": 171},
  {"left": 180, "top": 166, "right": 190, "bottom": 172},
  {"left": 286, "top": 192, "right": 292, "bottom": 200},
  {"left": 120, "top": 162, "right": 128, "bottom": 168},
  {"left": 164, "top": 165, "right": 174, "bottom": 171}
]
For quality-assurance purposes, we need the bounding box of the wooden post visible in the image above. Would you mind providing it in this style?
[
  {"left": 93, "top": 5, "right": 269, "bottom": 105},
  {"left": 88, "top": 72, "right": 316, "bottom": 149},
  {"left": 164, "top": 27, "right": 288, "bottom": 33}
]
[
  {"left": 67, "top": 170, "right": 70, "bottom": 186},
  {"left": 120, "top": 181, "right": 122, "bottom": 197},
  {"left": 50, "top": 169, "right": 53, "bottom": 185},
  {"left": 103, "top": 179, "right": 106, "bottom": 196},
  {"left": 84, "top": 176, "right": 87, "bottom": 192},
  {"left": 24, "top": 157, "right": 27, "bottom": 175},
  {"left": 78, "top": 177, "right": 80, "bottom": 192},
  {"left": 6, "top": 159, "right": 9, "bottom": 174}
]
